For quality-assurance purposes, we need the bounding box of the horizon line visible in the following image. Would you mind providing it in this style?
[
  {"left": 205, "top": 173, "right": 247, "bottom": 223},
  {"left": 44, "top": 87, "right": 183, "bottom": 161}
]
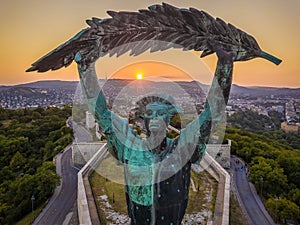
[{"left": 1, "top": 79, "right": 300, "bottom": 89}]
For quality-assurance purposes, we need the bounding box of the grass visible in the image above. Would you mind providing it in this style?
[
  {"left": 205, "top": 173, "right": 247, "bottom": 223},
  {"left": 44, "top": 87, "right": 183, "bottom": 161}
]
[
  {"left": 229, "top": 191, "right": 250, "bottom": 225},
  {"left": 90, "top": 155, "right": 218, "bottom": 223},
  {"left": 90, "top": 172, "right": 127, "bottom": 224},
  {"left": 89, "top": 155, "right": 127, "bottom": 224},
  {"left": 186, "top": 170, "right": 218, "bottom": 214},
  {"left": 90, "top": 171, "right": 127, "bottom": 214}
]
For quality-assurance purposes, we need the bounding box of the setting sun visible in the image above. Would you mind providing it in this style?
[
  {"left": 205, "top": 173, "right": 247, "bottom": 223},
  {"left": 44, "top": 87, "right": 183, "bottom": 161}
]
[{"left": 137, "top": 73, "right": 143, "bottom": 80}]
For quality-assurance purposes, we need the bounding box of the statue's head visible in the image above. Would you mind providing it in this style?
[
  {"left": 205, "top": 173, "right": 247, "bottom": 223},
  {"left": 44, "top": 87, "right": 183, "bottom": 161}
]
[{"left": 135, "top": 95, "right": 179, "bottom": 135}]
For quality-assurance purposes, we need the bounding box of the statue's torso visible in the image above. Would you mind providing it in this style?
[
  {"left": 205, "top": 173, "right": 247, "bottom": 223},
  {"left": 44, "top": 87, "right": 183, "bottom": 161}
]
[
  {"left": 120, "top": 138, "right": 192, "bottom": 225},
  {"left": 121, "top": 138, "right": 192, "bottom": 207}
]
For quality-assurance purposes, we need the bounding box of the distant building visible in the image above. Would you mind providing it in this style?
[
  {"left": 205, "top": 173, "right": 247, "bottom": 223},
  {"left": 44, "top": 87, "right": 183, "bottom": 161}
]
[
  {"left": 281, "top": 122, "right": 299, "bottom": 133},
  {"left": 275, "top": 105, "right": 284, "bottom": 113},
  {"left": 225, "top": 105, "right": 233, "bottom": 111},
  {"left": 258, "top": 110, "right": 269, "bottom": 117}
]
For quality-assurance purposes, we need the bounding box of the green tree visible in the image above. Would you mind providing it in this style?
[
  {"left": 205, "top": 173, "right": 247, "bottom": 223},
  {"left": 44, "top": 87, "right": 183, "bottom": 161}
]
[
  {"left": 32, "top": 111, "right": 41, "bottom": 120},
  {"left": 266, "top": 197, "right": 299, "bottom": 223},
  {"left": 36, "top": 162, "right": 60, "bottom": 201},
  {"left": 4, "top": 174, "right": 36, "bottom": 223},
  {"left": 265, "top": 167, "right": 288, "bottom": 196},
  {"left": 250, "top": 157, "right": 288, "bottom": 196},
  {"left": 9, "top": 151, "right": 26, "bottom": 173},
  {"left": 0, "top": 166, "right": 14, "bottom": 182},
  {"left": 250, "top": 157, "right": 273, "bottom": 192},
  {"left": 42, "top": 141, "right": 55, "bottom": 161},
  {"left": 277, "top": 153, "right": 300, "bottom": 188},
  {"left": 288, "top": 188, "right": 300, "bottom": 206},
  {"left": 0, "top": 106, "right": 72, "bottom": 224}
]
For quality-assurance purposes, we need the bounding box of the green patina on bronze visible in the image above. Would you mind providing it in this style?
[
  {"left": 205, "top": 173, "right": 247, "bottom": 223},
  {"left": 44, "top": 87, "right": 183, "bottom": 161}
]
[{"left": 27, "top": 3, "right": 281, "bottom": 225}]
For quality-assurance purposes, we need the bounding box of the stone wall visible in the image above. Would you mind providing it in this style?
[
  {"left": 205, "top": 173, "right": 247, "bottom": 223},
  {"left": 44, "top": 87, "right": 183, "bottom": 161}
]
[
  {"left": 206, "top": 140, "right": 231, "bottom": 170},
  {"left": 72, "top": 142, "right": 105, "bottom": 168}
]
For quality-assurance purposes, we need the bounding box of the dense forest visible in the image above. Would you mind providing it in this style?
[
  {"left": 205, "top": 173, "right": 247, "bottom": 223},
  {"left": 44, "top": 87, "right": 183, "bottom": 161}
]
[
  {"left": 228, "top": 109, "right": 300, "bottom": 149},
  {"left": 0, "top": 106, "right": 73, "bottom": 224},
  {"left": 227, "top": 110, "right": 300, "bottom": 223}
]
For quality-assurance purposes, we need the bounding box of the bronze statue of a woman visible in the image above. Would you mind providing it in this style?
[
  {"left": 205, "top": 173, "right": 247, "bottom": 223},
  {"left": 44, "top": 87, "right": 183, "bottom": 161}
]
[{"left": 27, "top": 3, "right": 281, "bottom": 224}]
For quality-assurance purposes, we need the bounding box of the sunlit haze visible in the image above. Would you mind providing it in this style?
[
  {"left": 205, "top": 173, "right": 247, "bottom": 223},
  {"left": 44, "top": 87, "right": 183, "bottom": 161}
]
[
  {"left": 0, "top": 0, "right": 299, "bottom": 87},
  {"left": 137, "top": 74, "right": 143, "bottom": 80}
]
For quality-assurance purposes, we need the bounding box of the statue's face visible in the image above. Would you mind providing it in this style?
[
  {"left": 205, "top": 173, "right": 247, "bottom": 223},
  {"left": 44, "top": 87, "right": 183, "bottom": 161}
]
[{"left": 144, "top": 102, "right": 169, "bottom": 133}]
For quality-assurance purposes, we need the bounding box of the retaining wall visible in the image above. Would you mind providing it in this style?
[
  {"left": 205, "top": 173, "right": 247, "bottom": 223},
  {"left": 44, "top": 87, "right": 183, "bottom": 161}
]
[
  {"left": 78, "top": 146, "right": 230, "bottom": 225},
  {"left": 78, "top": 144, "right": 107, "bottom": 225}
]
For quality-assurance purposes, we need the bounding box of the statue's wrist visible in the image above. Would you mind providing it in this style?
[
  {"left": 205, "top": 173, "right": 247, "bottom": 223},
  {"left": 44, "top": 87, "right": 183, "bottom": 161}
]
[
  {"left": 217, "top": 51, "right": 236, "bottom": 63},
  {"left": 217, "top": 58, "right": 234, "bottom": 68}
]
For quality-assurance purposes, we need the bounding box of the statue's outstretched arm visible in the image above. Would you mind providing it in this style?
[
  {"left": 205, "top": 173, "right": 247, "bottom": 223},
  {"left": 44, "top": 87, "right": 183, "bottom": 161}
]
[
  {"left": 179, "top": 45, "right": 234, "bottom": 162},
  {"left": 77, "top": 62, "right": 129, "bottom": 160},
  {"left": 77, "top": 63, "right": 102, "bottom": 115},
  {"left": 76, "top": 62, "right": 115, "bottom": 129}
]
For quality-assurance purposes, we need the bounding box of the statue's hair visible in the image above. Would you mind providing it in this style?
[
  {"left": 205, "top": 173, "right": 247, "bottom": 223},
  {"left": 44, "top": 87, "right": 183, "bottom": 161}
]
[{"left": 134, "top": 94, "right": 180, "bottom": 119}]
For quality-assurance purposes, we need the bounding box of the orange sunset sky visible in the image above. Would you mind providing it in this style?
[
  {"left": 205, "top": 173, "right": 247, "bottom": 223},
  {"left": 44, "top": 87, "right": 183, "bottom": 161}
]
[{"left": 0, "top": 0, "right": 299, "bottom": 87}]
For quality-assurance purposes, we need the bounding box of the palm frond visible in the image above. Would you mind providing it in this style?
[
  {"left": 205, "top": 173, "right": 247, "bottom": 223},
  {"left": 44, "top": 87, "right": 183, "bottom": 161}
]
[{"left": 27, "top": 2, "right": 281, "bottom": 73}]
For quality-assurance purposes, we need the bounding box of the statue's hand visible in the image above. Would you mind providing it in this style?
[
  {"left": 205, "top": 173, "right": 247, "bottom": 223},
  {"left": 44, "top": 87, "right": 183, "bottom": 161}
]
[{"left": 209, "top": 39, "right": 237, "bottom": 63}]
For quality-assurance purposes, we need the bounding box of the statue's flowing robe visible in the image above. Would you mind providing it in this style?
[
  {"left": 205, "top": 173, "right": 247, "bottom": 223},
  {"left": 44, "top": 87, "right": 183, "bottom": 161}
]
[{"left": 96, "top": 105, "right": 206, "bottom": 225}]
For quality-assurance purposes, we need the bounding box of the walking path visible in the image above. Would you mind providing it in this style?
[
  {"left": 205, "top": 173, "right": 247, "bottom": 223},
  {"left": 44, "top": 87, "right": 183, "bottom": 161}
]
[
  {"left": 231, "top": 156, "right": 275, "bottom": 225},
  {"left": 32, "top": 147, "right": 78, "bottom": 225}
]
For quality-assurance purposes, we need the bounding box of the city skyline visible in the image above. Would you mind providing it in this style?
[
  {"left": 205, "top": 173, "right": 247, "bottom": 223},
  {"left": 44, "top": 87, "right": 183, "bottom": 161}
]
[{"left": 0, "top": 0, "right": 299, "bottom": 87}]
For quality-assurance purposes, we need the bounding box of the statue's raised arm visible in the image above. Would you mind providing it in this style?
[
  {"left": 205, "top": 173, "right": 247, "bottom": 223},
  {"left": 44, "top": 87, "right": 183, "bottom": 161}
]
[
  {"left": 26, "top": 3, "right": 281, "bottom": 225},
  {"left": 26, "top": 2, "right": 281, "bottom": 131},
  {"left": 77, "top": 62, "right": 130, "bottom": 160},
  {"left": 178, "top": 44, "right": 234, "bottom": 163}
]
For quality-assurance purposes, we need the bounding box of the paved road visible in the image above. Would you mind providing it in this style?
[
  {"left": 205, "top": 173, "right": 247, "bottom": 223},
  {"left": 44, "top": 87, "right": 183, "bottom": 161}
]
[
  {"left": 33, "top": 147, "right": 78, "bottom": 225},
  {"left": 73, "top": 122, "right": 93, "bottom": 143},
  {"left": 231, "top": 157, "right": 275, "bottom": 225}
]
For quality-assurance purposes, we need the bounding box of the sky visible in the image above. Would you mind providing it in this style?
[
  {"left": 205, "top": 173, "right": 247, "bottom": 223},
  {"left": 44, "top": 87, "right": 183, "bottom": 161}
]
[{"left": 0, "top": 0, "right": 300, "bottom": 87}]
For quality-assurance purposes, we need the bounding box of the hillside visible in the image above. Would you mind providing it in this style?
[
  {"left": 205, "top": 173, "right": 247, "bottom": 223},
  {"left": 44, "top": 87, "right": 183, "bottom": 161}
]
[{"left": 2, "top": 80, "right": 299, "bottom": 98}]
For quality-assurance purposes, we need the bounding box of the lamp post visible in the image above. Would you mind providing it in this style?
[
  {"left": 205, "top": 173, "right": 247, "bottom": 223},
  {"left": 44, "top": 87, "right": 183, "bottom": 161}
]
[
  {"left": 260, "top": 176, "right": 263, "bottom": 197},
  {"left": 31, "top": 195, "right": 35, "bottom": 212},
  {"left": 274, "top": 195, "right": 278, "bottom": 223}
]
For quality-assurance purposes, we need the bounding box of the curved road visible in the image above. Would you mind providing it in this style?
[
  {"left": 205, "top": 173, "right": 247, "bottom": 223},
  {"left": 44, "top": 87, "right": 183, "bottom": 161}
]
[
  {"left": 33, "top": 147, "right": 78, "bottom": 225},
  {"left": 231, "top": 157, "right": 275, "bottom": 225}
]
